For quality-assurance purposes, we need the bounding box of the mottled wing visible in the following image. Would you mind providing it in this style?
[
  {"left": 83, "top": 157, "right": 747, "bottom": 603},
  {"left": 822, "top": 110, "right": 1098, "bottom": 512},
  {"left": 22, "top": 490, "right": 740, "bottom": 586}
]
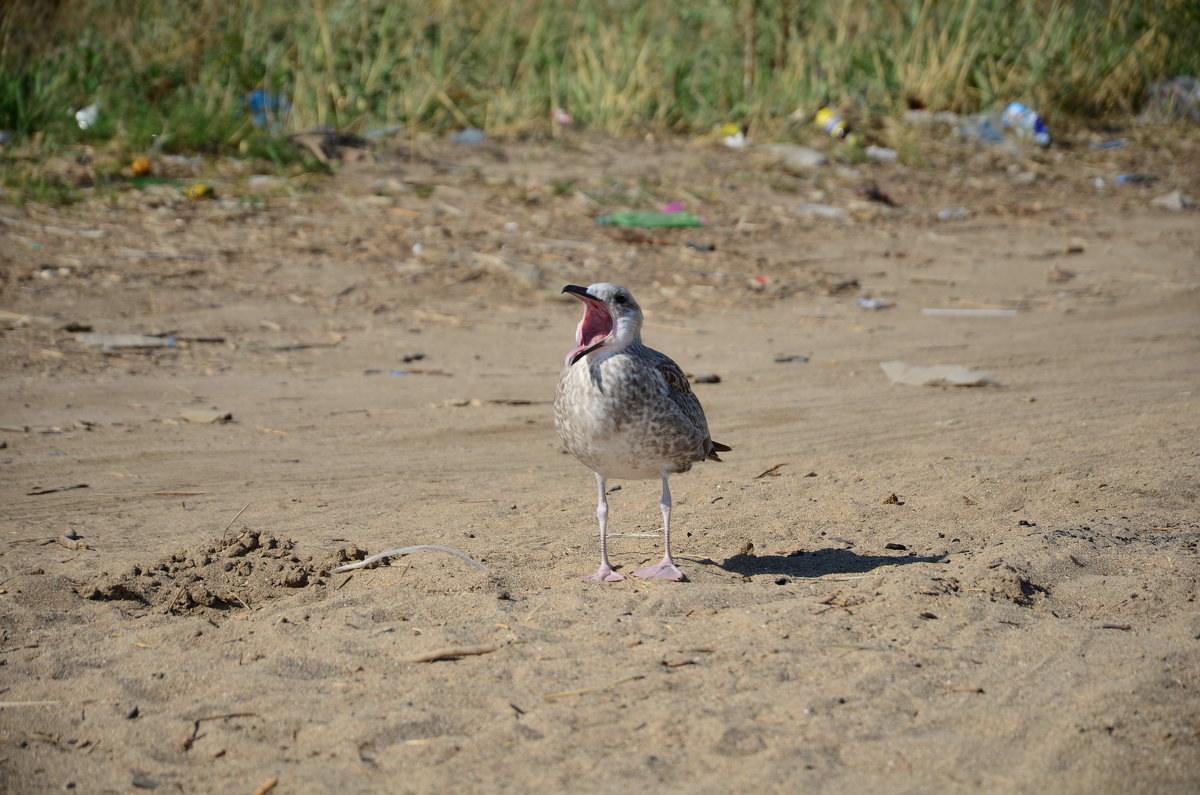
[
  {"left": 656, "top": 358, "right": 694, "bottom": 399},
  {"left": 645, "top": 347, "right": 730, "bottom": 462}
]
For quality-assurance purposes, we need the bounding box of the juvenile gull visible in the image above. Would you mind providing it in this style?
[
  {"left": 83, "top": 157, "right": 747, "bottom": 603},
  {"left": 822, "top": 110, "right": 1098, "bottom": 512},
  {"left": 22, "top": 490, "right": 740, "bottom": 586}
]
[{"left": 554, "top": 283, "right": 730, "bottom": 582}]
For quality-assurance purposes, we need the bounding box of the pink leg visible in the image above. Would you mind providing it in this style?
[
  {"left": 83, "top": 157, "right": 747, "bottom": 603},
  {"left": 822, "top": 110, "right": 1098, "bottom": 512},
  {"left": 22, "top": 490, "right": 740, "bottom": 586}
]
[
  {"left": 633, "top": 474, "right": 686, "bottom": 581},
  {"left": 586, "top": 474, "right": 624, "bottom": 582}
]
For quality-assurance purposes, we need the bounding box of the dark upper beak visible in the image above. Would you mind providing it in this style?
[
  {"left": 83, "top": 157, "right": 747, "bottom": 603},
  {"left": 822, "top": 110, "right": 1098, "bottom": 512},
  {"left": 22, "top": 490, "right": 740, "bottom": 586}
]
[{"left": 562, "top": 284, "right": 595, "bottom": 300}]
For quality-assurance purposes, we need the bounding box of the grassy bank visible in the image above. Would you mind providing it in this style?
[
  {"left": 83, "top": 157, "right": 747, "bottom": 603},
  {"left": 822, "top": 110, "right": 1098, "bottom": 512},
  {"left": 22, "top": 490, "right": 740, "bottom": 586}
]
[{"left": 2, "top": 0, "right": 1198, "bottom": 153}]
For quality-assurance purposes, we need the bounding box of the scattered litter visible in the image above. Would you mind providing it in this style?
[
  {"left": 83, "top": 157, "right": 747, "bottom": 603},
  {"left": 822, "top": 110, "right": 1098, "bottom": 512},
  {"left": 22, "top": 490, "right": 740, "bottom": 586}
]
[
  {"left": 762, "top": 144, "right": 827, "bottom": 170},
  {"left": 74, "top": 103, "right": 99, "bottom": 130},
  {"left": 865, "top": 145, "right": 898, "bottom": 163},
  {"left": 1000, "top": 102, "right": 1051, "bottom": 147},
  {"left": 76, "top": 333, "right": 176, "bottom": 351},
  {"left": 130, "top": 157, "right": 152, "bottom": 177},
  {"left": 1114, "top": 173, "right": 1156, "bottom": 186},
  {"left": 248, "top": 175, "right": 286, "bottom": 191},
  {"left": 551, "top": 108, "right": 573, "bottom": 127},
  {"left": 182, "top": 183, "right": 214, "bottom": 201},
  {"left": 375, "top": 368, "right": 451, "bottom": 377},
  {"left": 880, "top": 360, "right": 993, "bottom": 387},
  {"left": 857, "top": 297, "right": 894, "bottom": 311},
  {"left": 774, "top": 355, "right": 809, "bottom": 364},
  {"left": 179, "top": 409, "right": 233, "bottom": 424},
  {"left": 921, "top": 308, "right": 1018, "bottom": 318},
  {"left": 942, "top": 102, "right": 1050, "bottom": 147},
  {"left": 937, "top": 207, "right": 970, "bottom": 221},
  {"left": 56, "top": 529, "right": 88, "bottom": 550},
  {"left": 1138, "top": 76, "right": 1200, "bottom": 123},
  {"left": 689, "top": 373, "right": 721, "bottom": 384},
  {"left": 720, "top": 122, "right": 748, "bottom": 149},
  {"left": 246, "top": 91, "right": 291, "bottom": 130},
  {"left": 450, "top": 127, "right": 486, "bottom": 145},
  {"left": 1090, "top": 140, "right": 1127, "bottom": 150},
  {"left": 954, "top": 113, "right": 1006, "bottom": 145},
  {"left": 1150, "top": 189, "right": 1195, "bottom": 211},
  {"left": 815, "top": 107, "right": 849, "bottom": 139},
  {"left": 686, "top": 241, "right": 716, "bottom": 252},
  {"left": 330, "top": 545, "right": 490, "bottom": 574},
  {"left": 794, "top": 203, "right": 845, "bottom": 220},
  {"left": 903, "top": 109, "right": 962, "bottom": 127},
  {"left": 27, "top": 483, "right": 89, "bottom": 496},
  {"left": 596, "top": 211, "right": 702, "bottom": 228}
]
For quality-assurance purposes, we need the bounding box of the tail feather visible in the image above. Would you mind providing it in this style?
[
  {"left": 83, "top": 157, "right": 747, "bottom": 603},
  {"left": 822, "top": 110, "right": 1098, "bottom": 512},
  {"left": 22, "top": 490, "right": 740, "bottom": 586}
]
[{"left": 706, "top": 439, "right": 732, "bottom": 461}]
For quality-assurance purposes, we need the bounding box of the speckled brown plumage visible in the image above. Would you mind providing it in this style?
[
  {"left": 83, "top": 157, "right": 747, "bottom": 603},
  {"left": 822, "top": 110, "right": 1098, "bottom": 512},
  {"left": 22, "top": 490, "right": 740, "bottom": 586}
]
[{"left": 553, "top": 283, "right": 729, "bottom": 582}]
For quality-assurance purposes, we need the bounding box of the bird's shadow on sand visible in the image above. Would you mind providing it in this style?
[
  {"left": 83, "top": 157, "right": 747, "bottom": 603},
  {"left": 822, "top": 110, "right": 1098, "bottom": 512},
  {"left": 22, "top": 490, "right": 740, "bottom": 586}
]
[{"left": 714, "top": 547, "right": 945, "bottom": 579}]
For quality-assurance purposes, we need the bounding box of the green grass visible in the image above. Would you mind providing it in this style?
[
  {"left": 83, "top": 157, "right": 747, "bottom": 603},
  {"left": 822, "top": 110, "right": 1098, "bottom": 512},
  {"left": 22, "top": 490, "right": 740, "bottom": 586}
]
[{"left": 1, "top": 0, "right": 1198, "bottom": 155}]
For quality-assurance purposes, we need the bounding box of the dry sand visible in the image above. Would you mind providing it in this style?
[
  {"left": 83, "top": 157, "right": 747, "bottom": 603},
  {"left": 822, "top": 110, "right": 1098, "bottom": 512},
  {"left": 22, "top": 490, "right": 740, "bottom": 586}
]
[{"left": 1, "top": 131, "right": 1198, "bottom": 793}]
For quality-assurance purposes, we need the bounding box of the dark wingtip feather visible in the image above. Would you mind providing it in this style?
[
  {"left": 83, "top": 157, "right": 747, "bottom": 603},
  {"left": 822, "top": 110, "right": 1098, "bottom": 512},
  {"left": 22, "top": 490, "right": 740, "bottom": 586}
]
[{"left": 706, "top": 439, "right": 731, "bottom": 461}]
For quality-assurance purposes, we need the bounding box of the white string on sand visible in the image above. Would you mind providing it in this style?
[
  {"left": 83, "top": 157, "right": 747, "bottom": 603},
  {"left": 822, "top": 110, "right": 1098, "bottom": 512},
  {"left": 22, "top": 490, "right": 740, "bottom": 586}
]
[{"left": 331, "top": 545, "right": 490, "bottom": 574}]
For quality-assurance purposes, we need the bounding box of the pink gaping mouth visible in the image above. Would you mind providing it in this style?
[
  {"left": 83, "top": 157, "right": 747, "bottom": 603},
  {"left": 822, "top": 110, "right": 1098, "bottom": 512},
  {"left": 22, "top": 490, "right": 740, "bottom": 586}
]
[{"left": 566, "top": 291, "right": 613, "bottom": 365}]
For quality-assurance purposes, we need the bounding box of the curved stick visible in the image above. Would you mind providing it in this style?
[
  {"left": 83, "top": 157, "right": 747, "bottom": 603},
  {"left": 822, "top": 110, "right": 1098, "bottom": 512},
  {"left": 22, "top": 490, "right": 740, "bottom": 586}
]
[{"left": 330, "top": 545, "right": 490, "bottom": 574}]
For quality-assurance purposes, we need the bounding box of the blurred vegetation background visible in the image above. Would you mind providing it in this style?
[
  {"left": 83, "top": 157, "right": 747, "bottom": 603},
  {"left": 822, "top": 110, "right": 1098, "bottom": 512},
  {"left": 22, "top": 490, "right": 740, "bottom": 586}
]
[{"left": 2, "top": 0, "right": 1198, "bottom": 153}]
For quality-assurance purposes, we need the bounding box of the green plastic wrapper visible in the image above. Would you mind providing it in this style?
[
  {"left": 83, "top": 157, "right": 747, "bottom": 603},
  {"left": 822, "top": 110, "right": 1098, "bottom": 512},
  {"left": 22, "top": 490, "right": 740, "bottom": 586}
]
[{"left": 596, "top": 211, "right": 703, "bottom": 228}]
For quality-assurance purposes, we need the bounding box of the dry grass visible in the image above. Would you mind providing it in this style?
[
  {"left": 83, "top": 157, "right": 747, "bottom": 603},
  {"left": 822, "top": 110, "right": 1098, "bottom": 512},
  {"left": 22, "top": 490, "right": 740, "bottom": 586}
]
[{"left": 1, "top": 0, "right": 1197, "bottom": 154}]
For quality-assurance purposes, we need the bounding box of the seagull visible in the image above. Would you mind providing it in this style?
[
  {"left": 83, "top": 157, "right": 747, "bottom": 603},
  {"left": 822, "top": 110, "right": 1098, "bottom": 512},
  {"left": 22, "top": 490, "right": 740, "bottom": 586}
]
[{"left": 554, "top": 283, "right": 730, "bottom": 582}]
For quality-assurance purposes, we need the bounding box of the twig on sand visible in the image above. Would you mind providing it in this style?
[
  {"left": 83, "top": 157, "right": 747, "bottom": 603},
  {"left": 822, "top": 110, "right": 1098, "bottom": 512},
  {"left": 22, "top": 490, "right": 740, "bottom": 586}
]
[
  {"left": 400, "top": 644, "right": 499, "bottom": 663},
  {"left": 753, "top": 463, "right": 787, "bottom": 479},
  {"left": 331, "top": 545, "right": 490, "bottom": 574},
  {"left": 196, "top": 711, "right": 256, "bottom": 722},
  {"left": 222, "top": 503, "right": 252, "bottom": 534},
  {"left": 26, "top": 483, "right": 89, "bottom": 496},
  {"left": 252, "top": 777, "right": 279, "bottom": 795},
  {"left": 225, "top": 589, "right": 253, "bottom": 611},
  {"left": 543, "top": 674, "right": 646, "bottom": 702}
]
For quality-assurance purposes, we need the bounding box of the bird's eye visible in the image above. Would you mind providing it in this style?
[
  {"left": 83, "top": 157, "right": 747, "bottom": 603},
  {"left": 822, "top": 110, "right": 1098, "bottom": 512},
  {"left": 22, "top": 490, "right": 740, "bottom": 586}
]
[{"left": 614, "top": 294, "right": 627, "bottom": 305}]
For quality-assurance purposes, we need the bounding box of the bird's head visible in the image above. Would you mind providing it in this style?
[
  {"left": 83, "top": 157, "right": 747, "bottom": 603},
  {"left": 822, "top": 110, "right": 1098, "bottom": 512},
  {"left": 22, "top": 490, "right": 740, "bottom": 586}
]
[{"left": 561, "top": 282, "right": 643, "bottom": 366}]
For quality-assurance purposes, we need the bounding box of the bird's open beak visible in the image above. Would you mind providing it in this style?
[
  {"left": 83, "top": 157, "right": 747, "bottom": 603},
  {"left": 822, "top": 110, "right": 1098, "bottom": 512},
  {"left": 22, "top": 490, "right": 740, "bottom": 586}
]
[{"left": 563, "top": 285, "right": 613, "bottom": 365}]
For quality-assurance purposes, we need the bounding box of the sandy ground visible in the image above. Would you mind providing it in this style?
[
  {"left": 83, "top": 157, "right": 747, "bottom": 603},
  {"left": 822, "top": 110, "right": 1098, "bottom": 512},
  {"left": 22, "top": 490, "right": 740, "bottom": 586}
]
[{"left": 1, "top": 130, "right": 1198, "bottom": 793}]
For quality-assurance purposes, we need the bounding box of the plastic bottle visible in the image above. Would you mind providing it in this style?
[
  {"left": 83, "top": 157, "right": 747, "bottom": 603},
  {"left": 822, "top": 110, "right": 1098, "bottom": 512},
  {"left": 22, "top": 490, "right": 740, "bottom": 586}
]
[
  {"left": 955, "top": 114, "right": 1006, "bottom": 145},
  {"left": 814, "top": 107, "right": 848, "bottom": 139},
  {"left": 1001, "top": 102, "right": 1051, "bottom": 147}
]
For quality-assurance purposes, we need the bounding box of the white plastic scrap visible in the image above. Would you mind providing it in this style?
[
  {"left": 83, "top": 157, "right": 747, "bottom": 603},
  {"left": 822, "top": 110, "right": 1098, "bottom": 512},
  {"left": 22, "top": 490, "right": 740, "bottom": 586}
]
[
  {"left": 74, "top": 103, "right": 99, "bottom": 130},
  {"left": 880, "top": 360, "right": 994, "bottom": 387}
]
